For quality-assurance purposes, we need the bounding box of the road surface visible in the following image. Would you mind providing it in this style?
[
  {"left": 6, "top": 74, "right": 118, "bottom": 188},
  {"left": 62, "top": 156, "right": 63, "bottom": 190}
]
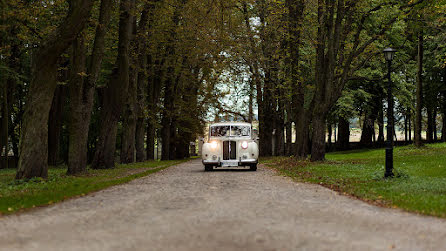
[{"left": 1, "top": 159, "right": 446, "bottom": 250}]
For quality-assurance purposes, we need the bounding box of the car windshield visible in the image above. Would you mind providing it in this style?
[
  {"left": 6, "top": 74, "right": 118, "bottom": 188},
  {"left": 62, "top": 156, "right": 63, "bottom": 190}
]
[
  {"left": 210, "top": 126, "right": 230, "bottom": 137},
  {"left": 230, "top": 126, "right": 250, "bottom": 137},
  {"left": 210, "top": 125, "right": 250, "bottom": 137}
]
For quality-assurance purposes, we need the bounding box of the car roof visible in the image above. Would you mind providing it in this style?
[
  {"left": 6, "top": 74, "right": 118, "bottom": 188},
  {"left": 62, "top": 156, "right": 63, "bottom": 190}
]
[{"left": 210, "top": 122, "right": 251, "bottom": 127}]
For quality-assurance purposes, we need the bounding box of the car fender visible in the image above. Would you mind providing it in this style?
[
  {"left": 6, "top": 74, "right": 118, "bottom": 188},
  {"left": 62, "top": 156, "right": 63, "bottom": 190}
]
[{"left": 248, "top": 141, "right": 259, "bottom": 159}]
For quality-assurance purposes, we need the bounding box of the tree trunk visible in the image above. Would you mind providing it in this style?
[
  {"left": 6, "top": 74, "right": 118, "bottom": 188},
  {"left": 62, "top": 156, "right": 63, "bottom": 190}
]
[
  {"left": 121, "top": 103, "right": 136, "bottom": 163},
  {"left": 243, "top": 1, "right": 264, "bottom": 155},
  {"left": 442, "top": 105, "right": 446, "bottom": 142},
  {"left": 334, "top": 124, "right": 337, "bottom": 143},
  {"left": 146, "top": 57, "right": 163, "bottom": 160},
  {"left": 442, "top": 99, "right": 446, "bottom": 142},
  {"left": 146, "top": 119, "right": 156, "bottom": 160},
  {"left": 122, "top": 6, "right": 152, "bottom": 164},
  {"left": 1, "top": 81, "right": 8, "bottom": 169},
  {"left": 67, "top": 0, "right": 112, "bottom": 175},
  {"left": 275, "top": 108, "right": 285, "bottom": 156},
  {"left": 135, "top": 118, "right": 145, "bottom": 162},
  {"left": 1, "top": 24, "right": 21, "bottom": 169},
  {"left": 414, "top": 33, "right": 423, "bottom": 147},
  {"left": 169, "top": 115, "right": 177, "bottom": 160},
  {"left": 67, "top": 36, "right": 89, "bottom": 174},
  {"left": 257, "top": 0, "right": 275, "bottom": 157},
  {"left": 442, "top": 67, "right": 446, "bottom": 142},
  {"left": 135, "top": 51, "right": 147, "bottom": 162},
  {"left": 91, "top": 0, "right": 134, "bottom": 169},
  {"left": 427, "top": 106, "right": 433, "bottom": 143},
  {"left": 259, "top": 82, "right": 274, "bottom": 156},
  {"left": 408, "top": 112, "right": 412, "bottom": 142},
  {"left": 294, "top": 97, "right": 310, "bottom": 158},
  {"left": 160, "top": 7, "right": 182, "bottom": 161},
  {"left": 16, "top": 0, "right": 94, "bottom": 179},
  {"left": 311, "top": 112, "right": 326, "bottom": 161},
  {"left": 404, "top": 113, "right": 408, "bottom": 142},
  {"left": 175, "top": 126, "right": 190, "bottom": 159},
  {"left": 277, "top": 124, "right": 285, "bottom": 156},
  {"left": 440, "top": 67, "right": 446, "bottom": 142},
  {"left": 377, "top": 101, "right": 384, "bottom": 143},
  {"left": 161, "top": 80, "right": 173, "bottom": 160},
  {"left": 285, "top": 101, "right": 292, "bottom": 156},
  {"left": 132, "top": 0, "right": 158, "bottom": 163},
  {"left": 433, "top": 105, "right": 438, "bottom": 141},
  {"left": 248, "top": 79, "right": 254, "bottom": 123},
  {"left": 48, "top": 85, "right": 66, "bottom": 166},
  {"left": 285, "top": 118, "right": 292, "bottom": 156},
  {"left": 286, "top": 0, "right": 306, "bottom": 158},
  {"left": 360, "top": 111, "right": 374, "bottom": 147},
  {"left": 121, "top": 62, "right": 137, "bottom": 164},
  {"left": 327, "top": 123, "right": 332, "bottom": 147},
  {"left": 169, "top": 55, "right": 183, "bottom": 160},
  {"left": 337, "top": 116, "right": 349, "bottom": 150},
  {"left": 11, "top": 88, "right": 21, "bottom": 159}
]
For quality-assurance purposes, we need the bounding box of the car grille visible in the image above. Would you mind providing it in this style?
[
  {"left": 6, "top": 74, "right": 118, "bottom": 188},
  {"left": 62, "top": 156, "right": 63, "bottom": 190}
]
[{"left": 223, "top": 141, "right": 237, "bottom": 160}]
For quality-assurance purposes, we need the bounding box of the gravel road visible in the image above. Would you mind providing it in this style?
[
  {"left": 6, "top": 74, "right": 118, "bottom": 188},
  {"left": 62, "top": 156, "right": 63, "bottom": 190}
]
[{"left": 1, "top": 159, "right": 446, "bottom": 251}]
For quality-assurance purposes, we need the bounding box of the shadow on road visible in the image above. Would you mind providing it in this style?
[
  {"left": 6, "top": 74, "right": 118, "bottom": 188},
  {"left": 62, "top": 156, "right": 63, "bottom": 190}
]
[{"left": 190, "top": 168, "right": 254, "bottom": 173}]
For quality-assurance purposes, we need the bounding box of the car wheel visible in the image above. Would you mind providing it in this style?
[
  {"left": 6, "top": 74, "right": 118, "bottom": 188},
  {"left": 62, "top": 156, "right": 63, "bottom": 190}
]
[
  {"left": 249, "top": 164, "right": 257, "bottom": 171},
  {"left": 204, "top": 165, "right": 213, "bottom": 171}
]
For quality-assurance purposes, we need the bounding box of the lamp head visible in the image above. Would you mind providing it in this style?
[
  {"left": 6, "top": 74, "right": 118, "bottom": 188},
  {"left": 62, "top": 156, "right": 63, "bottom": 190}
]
[{"left": 383, "top": 47, "right": 397, "bottom": 61}]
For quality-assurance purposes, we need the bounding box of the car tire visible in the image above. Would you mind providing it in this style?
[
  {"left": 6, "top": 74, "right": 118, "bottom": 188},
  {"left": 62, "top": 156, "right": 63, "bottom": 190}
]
[
  {"left": 204, "top": 165, "right": 213, "bottom": 171},
  {"left": 249, "top": 164, "right": 257, "bottom": 171}
]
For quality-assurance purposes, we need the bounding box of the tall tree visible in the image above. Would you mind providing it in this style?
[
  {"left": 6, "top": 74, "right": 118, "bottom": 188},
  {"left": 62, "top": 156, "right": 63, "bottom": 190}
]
[
  {"left": 91, "top": 0, "right": 135, "bottom": 169},
  {"left": 442, "top": 67, "right": 446, "bottom": 142},
  {"left": 135, "top": 2, "right": 158, "bottom": 162},
  {"left": 414, "top": 32, "right": 424, "bottom": 147},
  {"left": 67, "top": 0, "right": 113, "bottom": 175},
  {"left": 16, "top": 0, "right": 94, "bottom": 179},
  {"left": 286, "top": 0, "right": 306, "bottom": 158},
  {"left": 161, "top": 3, "right": 182, "bottom": 160},
  {"left": 0, "top": 80, "right": 8, "bottom": 169},
  {"left": 310, "top": 0, "right": 416, "bottom": 161},
  {"left": 121, "top": 19, "right": 138, "bottom": 164},
  {"left": 48, "top": 85, "right": 67, "bottom": 166}
]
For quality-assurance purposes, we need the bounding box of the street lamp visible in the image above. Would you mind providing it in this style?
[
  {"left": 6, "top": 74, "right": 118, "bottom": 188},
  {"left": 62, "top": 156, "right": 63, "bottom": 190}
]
[{"left": 383, "top": 47, "right": 396, "bottom": 178}]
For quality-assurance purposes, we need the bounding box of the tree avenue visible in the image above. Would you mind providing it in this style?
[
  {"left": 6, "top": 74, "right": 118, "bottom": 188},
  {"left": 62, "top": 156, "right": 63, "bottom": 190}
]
[{"left": 0, "top": 0, "right": 444, "bottom": 179}]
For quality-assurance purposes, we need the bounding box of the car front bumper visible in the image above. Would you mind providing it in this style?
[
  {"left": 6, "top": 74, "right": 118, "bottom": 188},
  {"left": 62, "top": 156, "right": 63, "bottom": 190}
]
[{"left": 202, "top": 158, "right": 257, "bottom": 167}]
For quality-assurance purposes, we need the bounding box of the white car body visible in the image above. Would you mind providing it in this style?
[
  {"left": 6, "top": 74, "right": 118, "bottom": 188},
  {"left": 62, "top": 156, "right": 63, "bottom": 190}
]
[{"left": 202, "top": 122, "right": 259, "bottom": 171}]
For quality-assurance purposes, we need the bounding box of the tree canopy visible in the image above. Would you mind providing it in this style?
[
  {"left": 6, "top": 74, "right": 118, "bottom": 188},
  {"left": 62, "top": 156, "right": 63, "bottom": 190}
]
[{"left": 0, "top": 0, "right": 445, "bottom": 178}]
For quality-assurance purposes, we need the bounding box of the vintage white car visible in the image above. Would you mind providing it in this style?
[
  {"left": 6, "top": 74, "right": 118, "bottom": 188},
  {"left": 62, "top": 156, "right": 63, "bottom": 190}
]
[{"left": 202, "top": 122, "right": 259, "bottom": 171}]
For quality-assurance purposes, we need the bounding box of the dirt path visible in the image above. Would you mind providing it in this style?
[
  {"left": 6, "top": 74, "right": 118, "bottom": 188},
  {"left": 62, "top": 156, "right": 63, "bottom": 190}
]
[{"left": 1, "top": 159, "right": 446, "bottom": 251}]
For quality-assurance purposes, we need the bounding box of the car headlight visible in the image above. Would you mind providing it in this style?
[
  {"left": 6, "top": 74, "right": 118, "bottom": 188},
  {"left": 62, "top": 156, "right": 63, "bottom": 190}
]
[
  {"left": 210, "top": 141, "right": 218, "bottom": 149},
  {"left": 241, "top": 141, "right": 248, "bottom": 149}
]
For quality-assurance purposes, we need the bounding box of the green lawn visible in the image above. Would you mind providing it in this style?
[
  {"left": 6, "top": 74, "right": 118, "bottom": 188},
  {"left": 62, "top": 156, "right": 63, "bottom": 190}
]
[
  {"left": 0, "top": 159, "right": 187, "bottom": 215},
  {"left": 264, "top": 143, "right": 446, "bottom": 218}
]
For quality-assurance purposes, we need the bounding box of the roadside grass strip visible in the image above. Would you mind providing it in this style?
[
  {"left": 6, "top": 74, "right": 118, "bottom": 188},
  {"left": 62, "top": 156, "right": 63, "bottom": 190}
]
[
  {"left": 0, "top": 159, "right": 187, "bottom": 215},
  {"left": 264, "top": 143, "right": 446, "bottom": 218}
]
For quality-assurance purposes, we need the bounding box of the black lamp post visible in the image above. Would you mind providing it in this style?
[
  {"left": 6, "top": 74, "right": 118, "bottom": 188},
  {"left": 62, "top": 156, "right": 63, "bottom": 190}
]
[{"left": 383, "top": 47, "right": 396, "bottom": 178}]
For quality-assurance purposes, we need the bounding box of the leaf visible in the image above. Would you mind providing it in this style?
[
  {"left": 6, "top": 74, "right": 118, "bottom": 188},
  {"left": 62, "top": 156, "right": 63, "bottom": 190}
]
[{"left": 77, "top": 72, "right": 88, "bottom": 77}]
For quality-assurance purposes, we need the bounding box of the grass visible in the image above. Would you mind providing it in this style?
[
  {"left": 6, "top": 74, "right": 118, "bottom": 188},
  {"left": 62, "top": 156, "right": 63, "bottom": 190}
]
[
  {"left": 0, "top": 159, "right": 187, "bottom": 215},
  {"left": 263, "top": 143, "right": 446, "bottom": 218}
]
